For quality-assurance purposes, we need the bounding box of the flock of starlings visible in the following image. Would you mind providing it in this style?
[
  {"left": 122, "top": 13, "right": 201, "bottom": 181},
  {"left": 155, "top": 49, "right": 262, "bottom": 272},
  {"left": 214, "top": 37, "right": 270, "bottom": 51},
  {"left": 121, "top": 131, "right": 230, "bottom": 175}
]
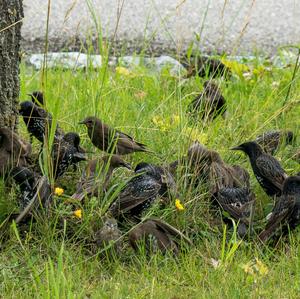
[{"left": 0, "top": 58, "right": 300, "bottom": 256}]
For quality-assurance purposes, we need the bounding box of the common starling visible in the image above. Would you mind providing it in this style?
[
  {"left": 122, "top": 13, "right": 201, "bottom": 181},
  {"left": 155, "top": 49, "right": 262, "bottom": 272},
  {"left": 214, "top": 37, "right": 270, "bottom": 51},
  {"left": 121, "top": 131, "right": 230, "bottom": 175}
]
[
  {"left": 79, "top": 116, "right": 150, "bottom": 155},
  {"left": 171, "top": 141, "right": 211, "bottom": 184},
  {"left": 259, "top": 176, "right": 300, "bottom": 243},
  {"left": 231, "top": 165, "right": 251, "bottom": 189},
  {"left": 217, "top": 187, "right": 255, "bottom": 237},
  {"left": 208, "top": 150, "right": 236, "bottom": 195},
  {"left": 94, "top": 217, "right": 122, "bottom": 254},
  {"left": 188, "top": 81, "right": 226, "bottom": 120},
  {"left": 182, "top": 55, "right": 230, "bottom": 78},
  {"left": 108, "top": 163, "right": 164, "bottom": 220},
  {"left": 71, "top": 155, "right": 131, "bottom": 201},
  {"left": 19, "top": 101, "right": 62, "bottom": 144},
  {"left": 231, "top": 141, "right": 287, "bottom": 197},
  {"left": 10, "top": 166, "right": 52, "bottom": 223},
  {"left": 255, "top": 130, "right": 294, "bottom": 155},
  {"left": 128, "top": 218, "right": 192, "bottom": 255},
  {"left": 52, "top": 132, "right": 87, "bottom": 179},
  {"left": 134, "top": 162, "right": 177, "bottom": 198},
  {"left": 28, "top": 91, "right": 44, "bottom": 106},
  {"left": 207, "top": 150, "right": 250, "bottom": 198},
  {"left": 0, "top": 127, "right": 32, "bottom": 177}
]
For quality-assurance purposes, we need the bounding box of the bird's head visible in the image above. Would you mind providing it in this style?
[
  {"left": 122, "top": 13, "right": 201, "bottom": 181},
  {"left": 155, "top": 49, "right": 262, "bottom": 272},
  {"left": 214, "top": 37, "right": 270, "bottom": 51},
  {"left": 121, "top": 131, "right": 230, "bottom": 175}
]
[
  {"left": 28, "top": 91, "right": 44, "bottom": 106},
  {"left": 283, "top": 176, "right": 300, "bottom": 195},
  {"left": 19, "top": 101, "right": 34, "bottom": 116},
  {"left": 103, "top": 217, "right": 118, "bottom": 232},
  {"left": 230, "top": 141, "right": 263, "bottom": 158},
  {"left": 78, "top": 116, "right": 99, "bottom": 129},
  {"left": 64, "top": 132, "right": 81, "bottom": 147}
]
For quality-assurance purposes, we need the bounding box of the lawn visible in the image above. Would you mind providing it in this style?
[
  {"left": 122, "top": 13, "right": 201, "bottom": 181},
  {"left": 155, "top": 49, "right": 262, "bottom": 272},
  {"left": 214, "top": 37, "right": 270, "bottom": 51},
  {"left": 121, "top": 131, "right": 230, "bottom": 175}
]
[{"left": 1, "top": 53, "right": 300, "bottom": 298}]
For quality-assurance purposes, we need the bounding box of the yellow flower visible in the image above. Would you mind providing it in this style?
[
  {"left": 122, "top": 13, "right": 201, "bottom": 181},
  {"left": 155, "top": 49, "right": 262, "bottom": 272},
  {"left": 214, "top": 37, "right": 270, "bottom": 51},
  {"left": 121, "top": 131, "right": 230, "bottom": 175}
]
[
  {"left": 54, "top": 187, "right": 64, "bottom": 196},
  {"left": 254, "top": 258, "right": 269, "bottom": 276},
  {"left": 220, "top": 58, "right": 249, "bottom": 77},
  {"left": 116, "top": 66, "right": 131, "bottom": 76},
  {"left": 73, "top": 209, "right": 82, "bottom": 219},
  {"left": 241, "top": 258, "right": 269, "bottom": 277},
  {"left": 175, "top": 199, "right": 185, "bottom": 211},
  {"left": 242, "top": 261, "right": 255, "bottom": 275},
  {"left": 182, "top": 127, "right": 208, "bottom": 144},
  {"left": 172, "top": 114, "right": 180, "bottom": 125},
  {"left": 152, "top": 115, "right": 170, "bottom": 132}
]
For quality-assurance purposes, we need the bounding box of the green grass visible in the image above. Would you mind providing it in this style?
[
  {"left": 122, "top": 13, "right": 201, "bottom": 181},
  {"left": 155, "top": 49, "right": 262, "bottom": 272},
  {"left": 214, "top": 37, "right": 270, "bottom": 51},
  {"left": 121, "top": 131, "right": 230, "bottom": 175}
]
[{"left": 1, "top": 54, "right": 300, "bottom": 298}]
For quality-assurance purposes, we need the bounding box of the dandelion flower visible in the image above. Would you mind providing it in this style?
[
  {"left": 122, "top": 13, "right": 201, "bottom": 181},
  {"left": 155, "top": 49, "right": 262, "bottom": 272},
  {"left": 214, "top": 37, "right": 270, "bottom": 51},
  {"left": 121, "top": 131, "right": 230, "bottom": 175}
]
[
  {"left": 54, "top": 187, "right": 64, "bottom": 196},
  {"left": 175, "top": 199, "right": 185, "bottom": 211},
  {"left": 74, "top": 209, "right": 82, "bottom": 219}
]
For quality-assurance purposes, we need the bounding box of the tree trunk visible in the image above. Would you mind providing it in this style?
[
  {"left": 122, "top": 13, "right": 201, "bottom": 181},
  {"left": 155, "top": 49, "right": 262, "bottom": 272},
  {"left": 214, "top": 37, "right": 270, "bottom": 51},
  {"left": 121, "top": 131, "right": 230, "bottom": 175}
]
[{"left": 0, "top": 0, "right": 23, "bottom": 130}]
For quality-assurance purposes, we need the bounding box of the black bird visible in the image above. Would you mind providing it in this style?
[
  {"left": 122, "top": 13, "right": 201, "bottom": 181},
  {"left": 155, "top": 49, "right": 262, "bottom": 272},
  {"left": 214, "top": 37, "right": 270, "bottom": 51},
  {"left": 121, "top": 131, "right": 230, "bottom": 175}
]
[
  {"left": 217, "top": 187, "right": 255, "bottom": 237},
  {"left": 94, "top": 217, "right": 122, "bottom": 254},
  {"left": 188, "top": 81, "right": 226, "bottom": 120},
  {"left": 255, "top": 130, "right": 294, "bottom": 155},
  {"left": 134, "top": 162, "right": 177, "bottom": 198},
  {"left": 231, "top": 141, "right": 287, "bottom": 197},
  {"left": 182, "top": 55, "right": 230, "bottom": 78},
  {"left": 79, "top": 116, "right": 150, "bottom": 155},
  {"left": 0, "top": 127, "right": 32, "bottom": 177},
  {"left": 28, "top": 91, "right": 44, "bottom": 106},
  {"left": 129, "top": 218, "right": 192, "bottom": 255},
  {"left": 19, "top": 101, "right": 62, "bottom": 144},
  {"left": 108, "top": 162, "right": 175, "bottom": 220},
  {"left": 10, "top": 166, "right": 52, "bottom": 223},
  {"left": 52, "top": 132, "right": 87, "bottom": 179},
  {"left": 71, "top": 155, "right": 131, "bottom": 201},
  {"left": 259, "top": 176, "right": 300, "bottom": 243}
]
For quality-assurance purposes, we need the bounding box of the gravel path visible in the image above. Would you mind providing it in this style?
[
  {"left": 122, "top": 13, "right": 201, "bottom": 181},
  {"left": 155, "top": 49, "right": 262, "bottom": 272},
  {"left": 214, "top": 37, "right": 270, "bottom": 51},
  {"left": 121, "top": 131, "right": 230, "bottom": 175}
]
[{"left": 22, "top": 0, "right": 300, "bottom": 54}]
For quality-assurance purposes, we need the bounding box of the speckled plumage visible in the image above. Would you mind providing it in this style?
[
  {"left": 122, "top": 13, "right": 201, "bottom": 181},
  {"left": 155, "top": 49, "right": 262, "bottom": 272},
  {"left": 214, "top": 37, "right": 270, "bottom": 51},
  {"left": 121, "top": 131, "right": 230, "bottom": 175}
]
[
  {"left": 52, "top": 132, "right": 87, "bottom": 179},
  {"left": 217, "top": 187, "right": 255, "bottom": 237},
  {"left": 259, "top": 176, "right": 300, "bottom": 243},
  {"left": 231, "top": 141, "right": 287, "bottom": 197},
  {"left": 19, "top": 101, "right": 63, "bottom": 144}
]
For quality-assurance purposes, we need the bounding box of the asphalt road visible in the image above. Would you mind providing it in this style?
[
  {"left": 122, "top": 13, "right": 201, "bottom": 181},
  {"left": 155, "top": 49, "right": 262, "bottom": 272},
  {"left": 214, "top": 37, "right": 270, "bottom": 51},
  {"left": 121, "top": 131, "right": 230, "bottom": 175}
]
[{"left": 21, "top": 0, "right": 300, "bottom": 54}]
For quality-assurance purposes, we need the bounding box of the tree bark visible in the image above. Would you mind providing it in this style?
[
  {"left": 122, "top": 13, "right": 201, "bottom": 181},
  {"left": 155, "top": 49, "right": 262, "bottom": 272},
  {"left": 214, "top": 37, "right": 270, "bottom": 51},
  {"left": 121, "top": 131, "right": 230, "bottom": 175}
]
[{"left": 0, "top": 0, "right": 23, "bottom": 130}]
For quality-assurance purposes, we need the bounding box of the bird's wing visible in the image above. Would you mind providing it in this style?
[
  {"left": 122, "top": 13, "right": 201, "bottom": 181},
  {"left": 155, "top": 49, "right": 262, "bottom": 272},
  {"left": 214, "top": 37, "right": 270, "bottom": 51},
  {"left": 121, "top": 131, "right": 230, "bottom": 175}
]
[
  {"left": 217, "top": 188, "right": 255, "bottom": 222},
  {"left": 256, "top": 155, "right": 287, "bottom": 190},
  {"left": 109, "top": 175, "right": 160, "bottom": 216},
  {"left": 259, "top": 194, "right": 295, "bottom": 242},
  {"left": 116, "top": 130, "right": 147, "bottom": 150}
]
